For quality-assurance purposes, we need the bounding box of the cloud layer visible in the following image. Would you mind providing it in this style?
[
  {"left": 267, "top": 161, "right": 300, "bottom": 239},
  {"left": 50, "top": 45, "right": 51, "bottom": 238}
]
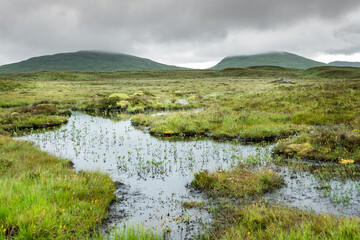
[{"left": 1, "top": 0, "right": 360, "bottom": 67}]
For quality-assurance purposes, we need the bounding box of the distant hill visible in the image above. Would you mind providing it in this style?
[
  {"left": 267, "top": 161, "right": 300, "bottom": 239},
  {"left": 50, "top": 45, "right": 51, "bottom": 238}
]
[
  {"left": 210, "top": 52, "right": 326, "bottom": 70},
  {"left": 301, "top": 66, "right": 360, "bottom": 79},
  {"left": 329, "top": 61, "right": 360, "bottom": 68},
  {"left": 0, "top": 51, "right": 184, "bottom": 73}
]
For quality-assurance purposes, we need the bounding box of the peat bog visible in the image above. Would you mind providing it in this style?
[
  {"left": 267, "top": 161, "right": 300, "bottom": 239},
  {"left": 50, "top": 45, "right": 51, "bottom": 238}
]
[{"left": 1, "top": 68, "right": 360, "bottom": 239}]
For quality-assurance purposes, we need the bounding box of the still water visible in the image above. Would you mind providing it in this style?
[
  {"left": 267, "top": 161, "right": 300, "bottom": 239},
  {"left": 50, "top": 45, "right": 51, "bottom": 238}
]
[
  {"left": 19, "top": 112, "right": 360, "bottom": 239},
  {"left": 18, "top": 112, "right": 267, "bottom": 239}
]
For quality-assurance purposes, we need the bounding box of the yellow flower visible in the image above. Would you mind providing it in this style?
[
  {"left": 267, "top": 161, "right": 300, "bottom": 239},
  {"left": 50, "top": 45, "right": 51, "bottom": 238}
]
[
  {"left": 163, "top": 130, "right": 174, "bottom": 135},
  {"left": 339, "top": 159, "right": 354, "bottom": 164}
]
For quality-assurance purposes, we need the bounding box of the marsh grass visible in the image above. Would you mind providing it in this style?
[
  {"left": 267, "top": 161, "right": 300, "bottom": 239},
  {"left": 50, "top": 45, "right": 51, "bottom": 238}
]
[
  {"left": 1, "top": 68, "right": 360, "bottom": 239},
  {"left": 89, "top": 226, "right": 162, "bottom": 240},
  {"left": 191, "top": 166, "right": 284, "bottom": 198},
  {"left": 131, "top": 79, "right": 359, "bottom": 141},
  {"left": 0, "top": 136, "right": 115, "bottom": 239},
  {"left": 274, "top": 159, "right": 360, "bottom": 181},
  {"left": 274, "top": 128, "right": 360, "bottom": 163},
  {"left": 0, "top": 102, "right": 69, "bottom": 134},
  {"left": 212, "top": 204, "right": 360, "bottom": 240},
  {"left": 182, "top": 201, "right": 205, "bottom": 209},
  {"left": 1, "top": 68, "right": 359, "bottom": 140},
  {"left": 191, "top": 161, "right": 360, "bottom": 240},
  {"left": 131, "top": 108, "right": 300, "bottom": 141}
]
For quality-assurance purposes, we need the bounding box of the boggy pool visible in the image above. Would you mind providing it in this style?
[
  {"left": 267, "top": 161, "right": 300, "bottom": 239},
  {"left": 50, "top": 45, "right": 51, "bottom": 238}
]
[{"left": 18, "top": 112, "right": 360, "bottom": 239}]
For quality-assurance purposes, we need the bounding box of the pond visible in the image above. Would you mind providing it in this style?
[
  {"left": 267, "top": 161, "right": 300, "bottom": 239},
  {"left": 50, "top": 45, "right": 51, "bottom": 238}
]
[
  {"left": 18, "top": 112, "right": 360, "bottom": 239},
  {"left": 18, "top": 112, "right": 268, "bottom": 239}
]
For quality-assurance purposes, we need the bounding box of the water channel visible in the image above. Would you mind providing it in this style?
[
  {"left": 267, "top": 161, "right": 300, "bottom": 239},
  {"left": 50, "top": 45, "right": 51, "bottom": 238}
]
[{"left": 18, "top": 112, "right": 360, "bottom": 239}]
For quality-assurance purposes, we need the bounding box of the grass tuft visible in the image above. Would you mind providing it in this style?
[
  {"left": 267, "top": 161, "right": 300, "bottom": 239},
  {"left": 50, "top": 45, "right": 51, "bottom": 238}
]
[{"left": 0, "top": 135, "right": 115, "bottom": 239}]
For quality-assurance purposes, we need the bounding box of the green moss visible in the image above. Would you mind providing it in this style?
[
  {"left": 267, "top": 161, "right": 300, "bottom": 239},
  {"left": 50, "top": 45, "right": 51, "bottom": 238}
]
[
  {"left": 128, "top": 105, "right": 145, "bottom": 114},
  {"left": 116, "top": 100, "right": 130, "bottom": 109},
  {"left": 108, "top": 93, "right": 130, "bottom": 100},
  {"left": 284, "top": 142, "right": 314, "bottom": 156},
  {"left": 132, "top": 91, "right": 144, "bottom": 96},
  {"left": 275, "top": 128, "right": 360, "bottom": 162}
]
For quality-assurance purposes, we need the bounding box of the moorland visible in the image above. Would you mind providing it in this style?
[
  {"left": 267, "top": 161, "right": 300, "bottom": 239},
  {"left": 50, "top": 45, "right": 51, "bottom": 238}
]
[{"left": 1, "top": 65, "right": 360, "bottom": 239}]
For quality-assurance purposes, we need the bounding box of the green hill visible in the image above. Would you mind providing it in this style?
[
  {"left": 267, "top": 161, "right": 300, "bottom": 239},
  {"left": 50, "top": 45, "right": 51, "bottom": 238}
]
[
  {"left": 211, "top": 52, "right": 326, "bottom": 70},
  {"left": 0, "top": 51, "right": 184, "bottom": 73},
  {"left": 301, "top": 66, "right": 360, "bottom": 79},
  {"left": 329, "top": 61, "right": 360, "bottom": 68}
]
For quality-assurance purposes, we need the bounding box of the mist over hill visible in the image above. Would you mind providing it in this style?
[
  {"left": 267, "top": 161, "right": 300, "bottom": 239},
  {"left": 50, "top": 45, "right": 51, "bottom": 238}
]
[
  {"left": 211, "top": 52, "right": 326, "bottom": 70},
  {"left": 2, "top": 50, "right": 359, "bottom": 74}
]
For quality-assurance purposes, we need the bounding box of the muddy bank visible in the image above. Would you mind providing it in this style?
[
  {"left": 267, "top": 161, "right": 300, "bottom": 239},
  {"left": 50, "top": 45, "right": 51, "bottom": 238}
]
[
  {"left": 5, "top": 120, "right": 68, "bottom": 132},
  {"left": 145, "top": 130, "right": 296, "bottom": 144}
]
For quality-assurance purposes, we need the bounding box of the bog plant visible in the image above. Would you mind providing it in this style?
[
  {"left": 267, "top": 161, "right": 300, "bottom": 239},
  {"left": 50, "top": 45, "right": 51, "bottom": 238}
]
[
  {"left": 274, "top": 128, "right": 360, "bottom": 162},
  {"left": 0, "top": 136, "right": 115, "bottom": 239}
]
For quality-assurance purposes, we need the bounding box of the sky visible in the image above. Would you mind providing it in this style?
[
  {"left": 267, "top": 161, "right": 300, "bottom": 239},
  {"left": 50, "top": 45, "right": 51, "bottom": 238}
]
[{"left": 1, "top": 0, "right": 360, "bottom": 69}]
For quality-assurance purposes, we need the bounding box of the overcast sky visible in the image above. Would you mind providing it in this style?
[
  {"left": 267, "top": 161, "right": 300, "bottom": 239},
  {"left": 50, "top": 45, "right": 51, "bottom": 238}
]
[{"left": 1, "top": 0, "right": 360, "bottom": 68}]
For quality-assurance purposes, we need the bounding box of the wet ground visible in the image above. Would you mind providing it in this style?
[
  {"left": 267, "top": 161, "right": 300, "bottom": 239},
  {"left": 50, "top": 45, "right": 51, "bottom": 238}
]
[
  {"left": 18, "top": 112, "right": 360, "bottom": 239},
  {"left": 18, "top": 112, "right": 268, "bottom": 239},
  {"left": 267, "top": 166, "right": 360, "bottom": 217}
]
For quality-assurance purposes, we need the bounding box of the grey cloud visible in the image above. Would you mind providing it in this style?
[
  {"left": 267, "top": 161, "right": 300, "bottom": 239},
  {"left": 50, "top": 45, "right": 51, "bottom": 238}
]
[{"left": 1, "top": 0, "right": 360, "bottom": 65}]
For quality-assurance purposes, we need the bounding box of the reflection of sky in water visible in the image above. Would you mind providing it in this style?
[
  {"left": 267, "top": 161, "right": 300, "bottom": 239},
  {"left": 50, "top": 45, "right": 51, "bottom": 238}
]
[
  {"left": 267, "top": 167, "right": 360, "bottom": 217},
  {"left": 19, "top": 112, "right": 360, "bottom": 238},
  {"left": 19, "top": 112, "right": 267, "bottom": 239}
]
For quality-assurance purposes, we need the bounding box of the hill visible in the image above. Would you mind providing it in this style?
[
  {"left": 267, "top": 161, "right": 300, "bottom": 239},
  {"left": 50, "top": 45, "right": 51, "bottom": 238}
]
[
  {"left": 210, "top": 52, "right": 326, "bottom": 70},
  {"left": 329, "top": 61, "right": 360, "bottom": 68},
  {"left": 0, "top": 51, "right": 184, "bottom": 73},
  {"left": 301, "top": 66, "right": 360, "bottom": 79}
]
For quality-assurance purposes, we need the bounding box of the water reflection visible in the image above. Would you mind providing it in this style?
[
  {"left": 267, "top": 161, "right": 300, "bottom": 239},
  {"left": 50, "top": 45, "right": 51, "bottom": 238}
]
[{"left": 19, "top": 112, "right": 267, "bottom": 239}]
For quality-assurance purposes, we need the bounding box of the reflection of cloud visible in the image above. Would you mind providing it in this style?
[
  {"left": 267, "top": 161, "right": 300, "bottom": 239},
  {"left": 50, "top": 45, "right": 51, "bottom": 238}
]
[{"left": 1, "top": 0, "right": 360, "bottom": 66}]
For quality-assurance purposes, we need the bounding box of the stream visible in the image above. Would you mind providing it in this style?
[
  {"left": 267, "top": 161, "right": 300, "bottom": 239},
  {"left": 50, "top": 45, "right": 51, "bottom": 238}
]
[{"left": 18, "top": 112, "right": 360, "bottom": 239}]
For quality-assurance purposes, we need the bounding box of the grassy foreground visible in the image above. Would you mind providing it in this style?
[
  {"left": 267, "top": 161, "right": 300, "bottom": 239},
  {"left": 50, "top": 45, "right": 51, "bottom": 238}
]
[
  {"left": 0, "top": 135, "right": 115, "bottom": 239},
  {"left": 191, "top": 163, "right": 360, "bottom": 240}
]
